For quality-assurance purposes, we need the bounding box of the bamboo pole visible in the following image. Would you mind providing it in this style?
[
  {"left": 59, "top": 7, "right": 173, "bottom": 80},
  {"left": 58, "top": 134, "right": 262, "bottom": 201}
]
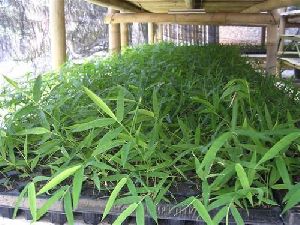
[
  {"left": 49, "top": 0, "right": 66, "bottom": 70},
  {"left": 148, "top": 22, "right": 154, "bottom": 44},
  {"left": 157, "top": 24, "right": 163, "bottom": 42},
  {"left": 120, "top": 11, "right": 128, "bottom": 50},
  {"left": 105, "top": 13, "right": 278, "bottom": 26},
  {"left": 120, "top": 23, "right": 128, "bottom": 50},
  {"left": 266, "top": 24, "right": 278, "bottom": 75},
  {"left": 108, "top": 8, "right": 121, "bottom": 53}
]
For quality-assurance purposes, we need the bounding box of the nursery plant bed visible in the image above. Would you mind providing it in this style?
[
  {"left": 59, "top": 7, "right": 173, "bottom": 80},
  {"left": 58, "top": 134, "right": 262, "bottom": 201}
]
[{"left": 0, "top": 191, "right": 284, "bottom": 225}]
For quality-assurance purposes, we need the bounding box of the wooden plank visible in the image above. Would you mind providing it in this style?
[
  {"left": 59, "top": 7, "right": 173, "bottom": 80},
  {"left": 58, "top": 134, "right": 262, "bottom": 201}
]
[
  {"left": 105, "top": 12, "right": 278, "bottom": 25},
  {"left": 242, "top": 0, "right": 300, "bottom": 13},
  {"left": 280, "top": 35, "right": 300, "bottom": 42},
  {"left": 280, "top": 58, "right": 300, "bottom": 70},
  {"left": 87, "top": 0, "right": 145, "bottom": 12}
]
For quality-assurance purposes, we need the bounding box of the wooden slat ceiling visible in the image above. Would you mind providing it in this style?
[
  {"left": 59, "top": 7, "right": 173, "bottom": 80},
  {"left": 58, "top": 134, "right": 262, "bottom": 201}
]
[{"left": 127, "top": 0, "right": 266, "bottom": 13}]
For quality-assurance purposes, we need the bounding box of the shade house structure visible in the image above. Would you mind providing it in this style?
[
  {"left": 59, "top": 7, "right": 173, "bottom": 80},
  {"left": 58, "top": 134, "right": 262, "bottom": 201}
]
[{"left": 49, "top": 0, "right": 300, "bottom": 75}]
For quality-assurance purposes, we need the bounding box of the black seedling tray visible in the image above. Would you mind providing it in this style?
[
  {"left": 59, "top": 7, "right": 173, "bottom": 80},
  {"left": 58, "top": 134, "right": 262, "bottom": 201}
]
[
  {"left": 283, "top": 206, "right": 300, "bottom": 225},
  {"left": 0, "top": 191, "right": 286, "bottom": 225}
]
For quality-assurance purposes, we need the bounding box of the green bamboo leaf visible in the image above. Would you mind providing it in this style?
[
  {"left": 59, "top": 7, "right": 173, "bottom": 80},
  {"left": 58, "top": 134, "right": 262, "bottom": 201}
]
[
  {"left": 93, "top": 140, "right": 124, "bottom": 157},
  {"left": 121, "top": 142, "right": 132, "bottom": 167},
  {"left": 258, "top": 132, "right": 300, "bottom": 165},
  {"left": 37, "top": 165, "right": 82, "bottom": 195},
  {"left": 135, "top": 109, "right": 155, "bottom": 118},
  {"left": 28, "top": 182, "right": 37, "bottom": 221},
  {"left": 231, "top": 98, "right": 238, "bottom": 130},
  {"left": 92, "top": 127, "right": 123, "bottom": 156},
  {"left": 230, "top": 205, "right": 244, "bottom": 225},
  {"left": 235, "top": 163, "right": 250, "bottom": 189},
  {"left": 145, "top": 196, "right": 158, "bottom": 223},
  {"left": 102, "top": 177, "right": 127, "bottom": 220},
  {"left": 153, "top": 88, "right": 159, "bottom": 118},
  {"left": 117, "top": 88, "right": 125, "bottom": 122},
  {"left": 84, "top": 87, "right": 117, "bottom": 121},
  {"left": 33, "top": 75, "right": 42, "bottom": 102},
  {"left": 201, "top": 132, "right": 232, "bottom": 176},
  {"left": 114, "top": 196, "right": 141, "bottom": 205},
  {"left": 37, "top": 189, "right": 65, "bottom": 220},
  {"left": 64, "top": 190, "right": 74, "bottom": 225},
  {"left": 13, "top": 185, "right": 28, "bottom": 218},
  {"left": 213, "top": 206, "right": 228, "bottom": 224},
  {"left": 72, "top": 166, "right": 84, "bottom": 209},
  {"left": 191, "top": 97, "right": 216, "bottom": 112},
  {"left": 68, "top": 118, "right": 115, "bottom": 132},
  {"left": 194, "top": 125, "right": 201, "bottom": 145},
  {"left": 208, "top": 194, "right": 233, "bottom": 211},
  {"left": 210, "top": 165, "right": 235, "bottom": 191},
  {"left": 195, "top": 156, "right": 204, "bottom": 180},
  {"left": 87, "top": 160, "right": 117, "bottom": 171},
  {"left": 264, "top": 104, "right": 273, "bottom": 130},
  {"left": 192, "top": 198, "right": 214, "bottom": 225},
  {"left": 16, "top": 127, "right": 50, "bottom": 135},
  {"left": 275, "top": 157, "right": 292, "bottom": 189},
  {"left": 136, "top": 203, "right": 145, "bottom": 225},
  {"left": 24, "top": 135, "right": 28, "bottom": 162},
  {"left": 112, "top": 203, "right": 138, "bottom": 225},
  {"left": 235, "top": 163, "right": 253, "bottom": 205},
  {"left": 202, "top": 180, "right": 210, "bottom": 207},
  {"left": 3, "top": 75, "right": 19, "bottom": 89},
  {"left": 283, "top": 188, "right": 300, "bottom": 213}
]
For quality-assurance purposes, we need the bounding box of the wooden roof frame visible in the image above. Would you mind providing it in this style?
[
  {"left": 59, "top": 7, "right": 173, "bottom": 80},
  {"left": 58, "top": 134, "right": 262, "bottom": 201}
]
[
  {"left": 88, "top": 0, "right": 300, "bottom": 14},
  {"left": 104, "top": 12, "right": 278, "bottom": 26}
]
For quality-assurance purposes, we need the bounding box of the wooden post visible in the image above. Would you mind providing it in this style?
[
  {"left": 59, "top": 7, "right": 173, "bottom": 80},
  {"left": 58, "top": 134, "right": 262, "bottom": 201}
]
[
  {"left": 49, "top": 0, "right": 66, "bottom": 70},
  {"left": 157, "top": 24, "right": 163, "bottom": 42},
  {"left": 278, "top": 16, "right": 287, "bottom": 53},
  {"left": 120, "top": 23, "right": 128, "bottom": 49},
  {"left": 148, "top": 22, "right": 154, "bottom": 44},
  {"left": 108, "top": 8, "right": 121, "bottom": 53},
  {"left": 266, "top": 24, "right": 278, "bottom": 75},
  {"left": 120, "top": 11, "right": 128, "bottom": 50}
]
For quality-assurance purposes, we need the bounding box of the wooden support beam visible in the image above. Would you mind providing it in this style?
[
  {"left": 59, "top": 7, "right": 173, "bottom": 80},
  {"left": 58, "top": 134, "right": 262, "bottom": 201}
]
[
  {"left": 109, "top": 8, "right": 121, "bottom": 53},
  {"left": 49, "top": 0, "right": 66, "bottom": 70},
  {"left": 266, "top": 24, "right": 278, "bottom": 75},
  {"left": 105, "top": 13, "right": 278, "bottom": 26},
  {"left": 242, "top": 0, "right": 300, "bottom": 13},
  {"left": 184, "top": 0, "right": 195, "bottom": 9},
  {"left": 87, "top": 0, "right": 143, "bottom": 13},
  {"left": 148, "top": 22, "right": 154, "bottom": 44}
]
